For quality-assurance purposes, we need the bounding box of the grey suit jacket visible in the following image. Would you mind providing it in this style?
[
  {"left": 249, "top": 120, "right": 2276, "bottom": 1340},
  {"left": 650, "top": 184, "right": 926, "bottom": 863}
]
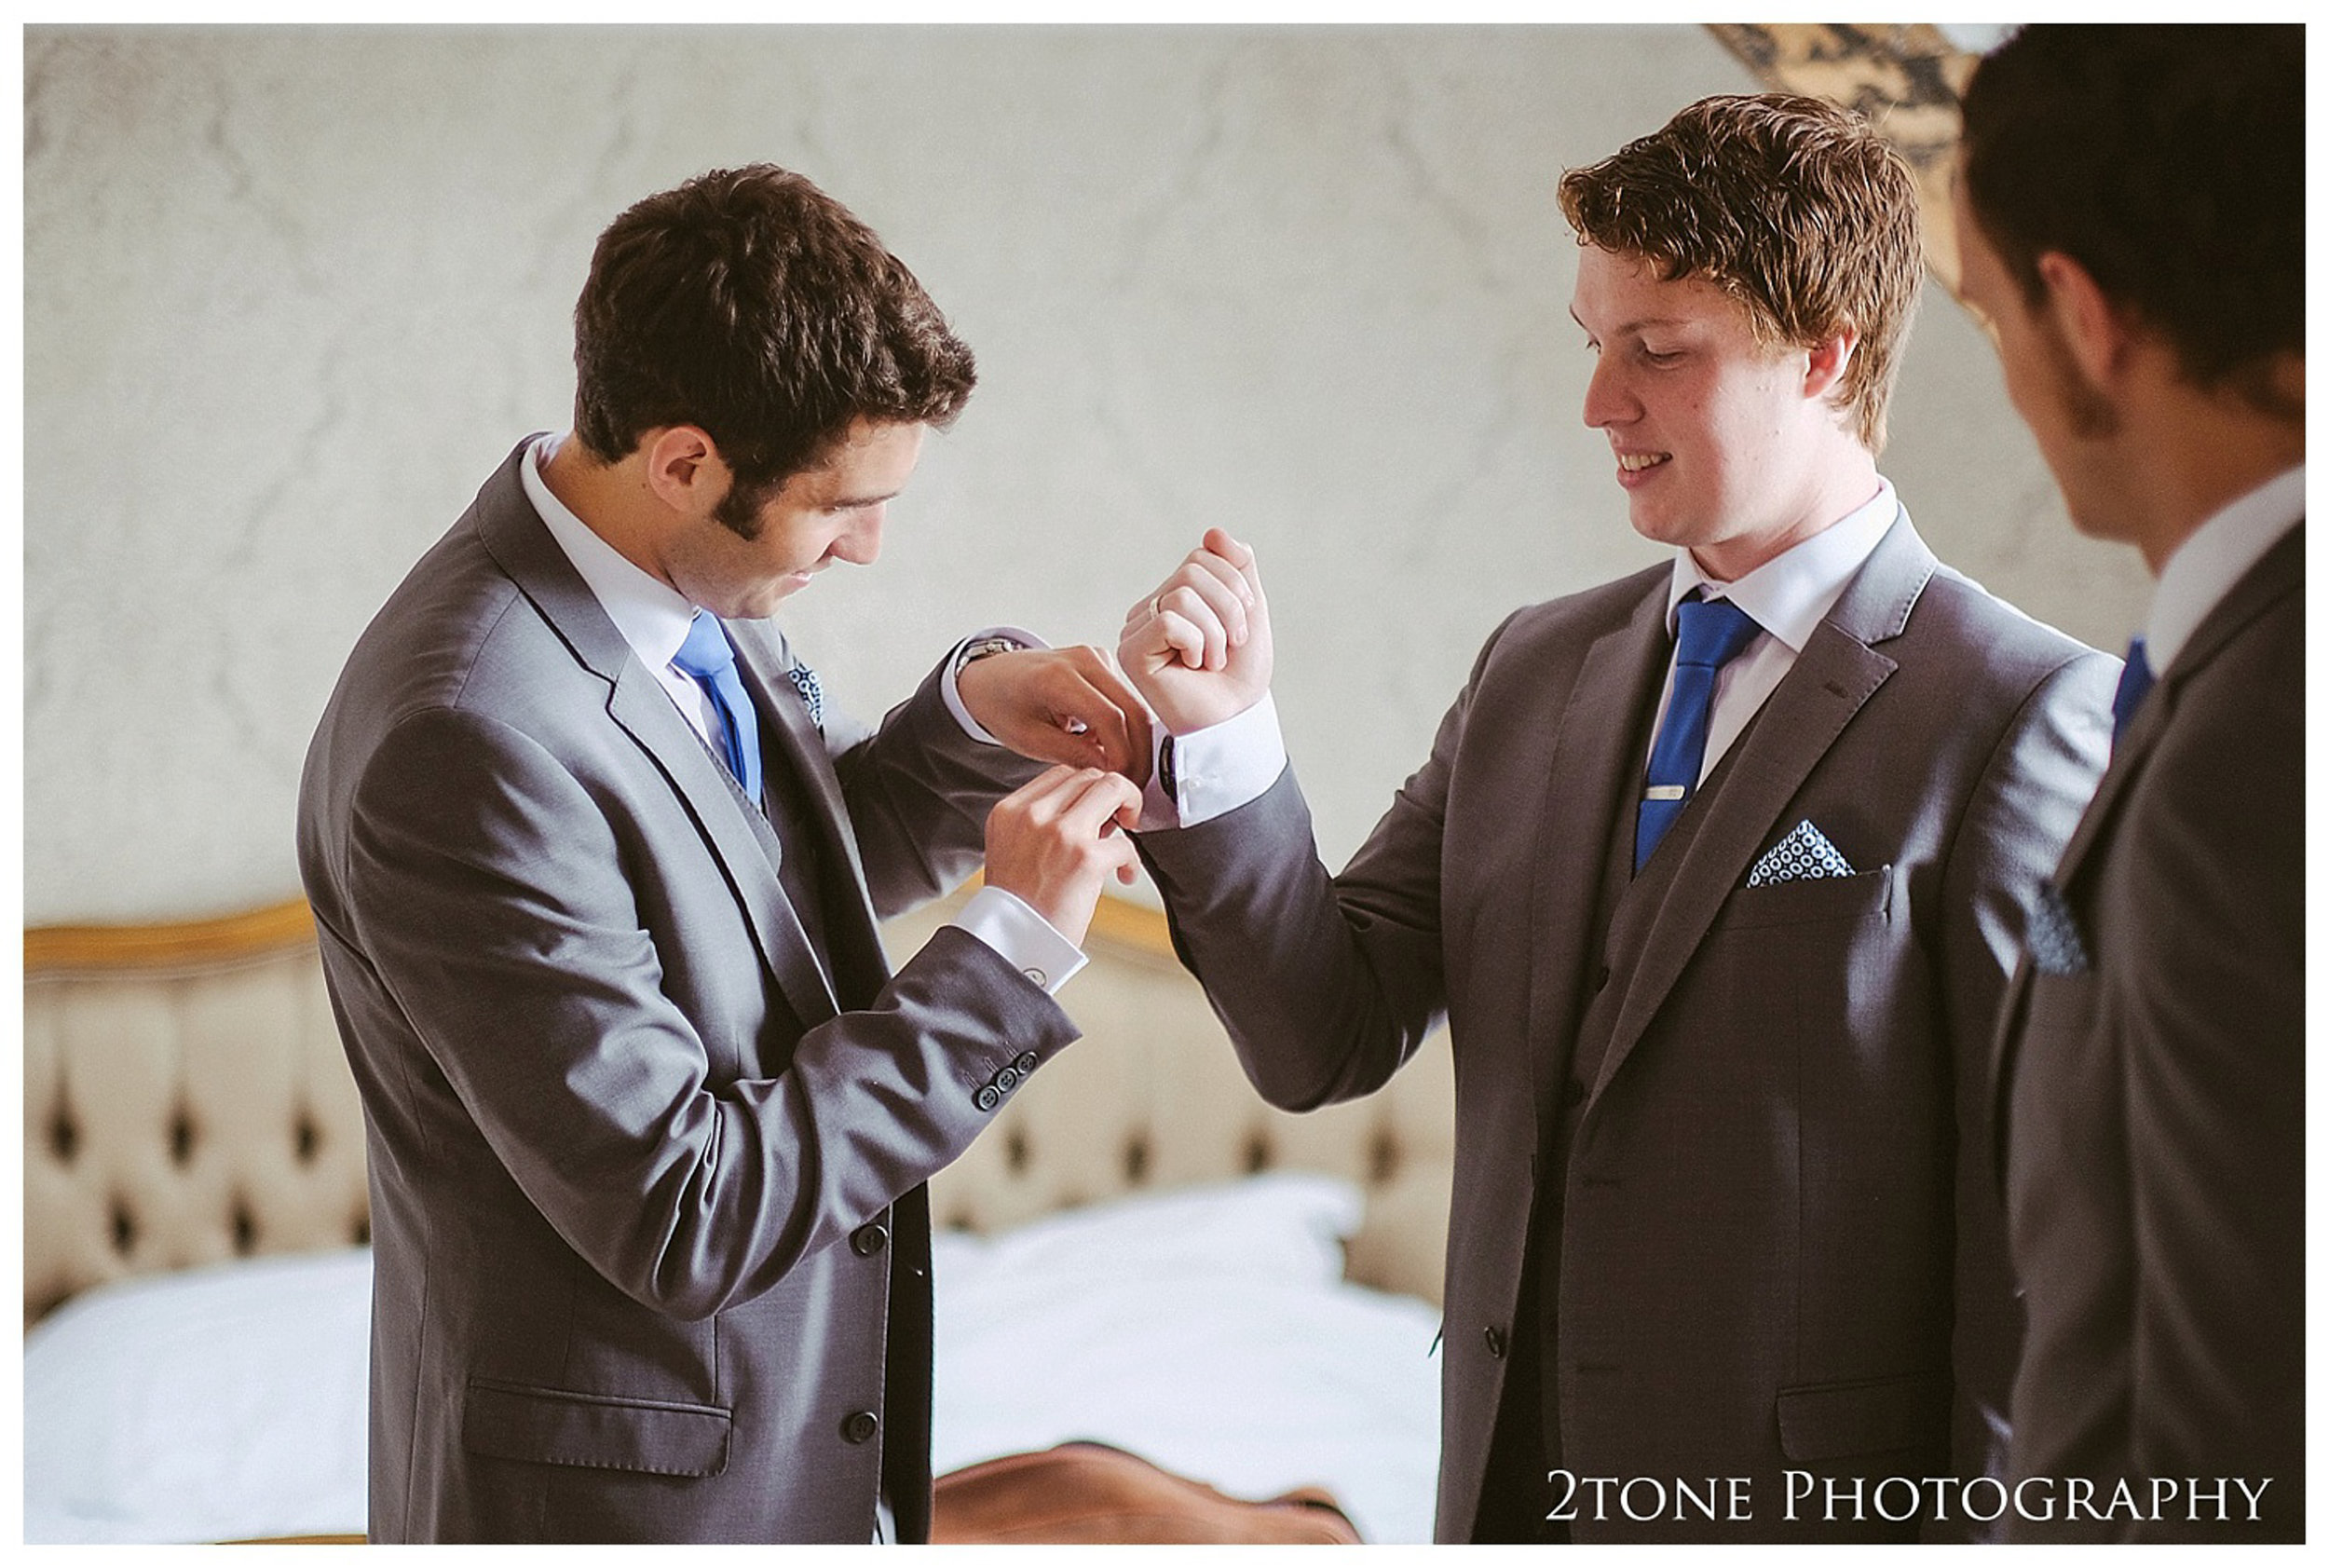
[
  {"left": 1995, "top": 526, "right": 2303, "bottom": 1542},
  {"left": 1139, "top": 512, "right": 2114, "bottom": 1542},
  {"left": 296, "top": 440, "right": 1068, "bottom": 1543}
]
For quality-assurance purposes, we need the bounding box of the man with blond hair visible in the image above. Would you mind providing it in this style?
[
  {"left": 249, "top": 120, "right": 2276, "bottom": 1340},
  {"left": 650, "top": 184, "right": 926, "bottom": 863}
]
[{"left": 1117, "top": 95, "right": 2114, "bottom": 1541}]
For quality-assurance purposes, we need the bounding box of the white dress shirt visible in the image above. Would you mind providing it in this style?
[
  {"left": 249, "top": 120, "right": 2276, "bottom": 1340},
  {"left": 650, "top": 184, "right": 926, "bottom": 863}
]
[
  {"left": 1151, "top": 481, "right": 1902, "bottom": 830},
  {"left": 2143, "top": 464, "right": 2304, "bottom": 675},
  {"left": 522, "top": 433, "right": 1085, "bottom": 993},
  {"left": 1648, "top": 478, "right": 1899, "bottom": 784}
]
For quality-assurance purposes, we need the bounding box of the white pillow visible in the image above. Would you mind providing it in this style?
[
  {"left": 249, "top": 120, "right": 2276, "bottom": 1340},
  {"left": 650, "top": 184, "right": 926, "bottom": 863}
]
[
  {"left": 932, "top": 1170, "right": 1364, "bottom": 1292},
  {"left": 22, "top": 1247, "right": 373, "bottom": 1545}
]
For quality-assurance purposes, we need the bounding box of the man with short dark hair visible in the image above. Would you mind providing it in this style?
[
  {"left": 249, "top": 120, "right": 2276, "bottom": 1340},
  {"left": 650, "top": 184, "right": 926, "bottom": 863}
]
[
  {"left": 1117, "top": 95, "right": 2115, "bottom": 1542},
  {"left": 298, "top": 164, "right": 1148, "bottom": 1543},
  {"left": 1955, "top": 24, "right": 2303, "bottom": 1542}
]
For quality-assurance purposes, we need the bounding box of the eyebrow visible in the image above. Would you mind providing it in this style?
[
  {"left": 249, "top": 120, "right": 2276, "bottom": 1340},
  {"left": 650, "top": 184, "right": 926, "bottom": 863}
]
[
  {"left": 825, "top": 486, "right": 906, "bottom": 510},
  {"left": 1568, "top": 307, "right": 1692, "bottom": 335}
]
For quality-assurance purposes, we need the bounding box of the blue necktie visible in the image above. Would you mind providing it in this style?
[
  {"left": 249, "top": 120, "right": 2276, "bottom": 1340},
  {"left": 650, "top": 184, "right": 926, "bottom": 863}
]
[
  {"left": 674, "top": 611, "right": 763, "bottom": 802},
  {"left": 1636, "top": 594, "right": 1762, "bottom": 871},
  {"left": 2111, "top": 634, "right": 2154, "bottom": 745}
]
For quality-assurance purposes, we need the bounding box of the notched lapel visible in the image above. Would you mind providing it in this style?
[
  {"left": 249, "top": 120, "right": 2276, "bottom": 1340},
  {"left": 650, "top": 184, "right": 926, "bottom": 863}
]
[
  {"left": 729, "top": 627, "right": 891, "bottom": 997},
  {"left": 1523, "top": 583, "right": 1673, "bottom": 1125}
]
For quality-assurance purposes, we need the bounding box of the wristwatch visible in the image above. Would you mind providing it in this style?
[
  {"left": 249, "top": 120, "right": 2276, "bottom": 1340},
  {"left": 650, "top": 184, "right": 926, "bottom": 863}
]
[{"left": 956, "top": 635, "right": 1024, "bottom": 671}]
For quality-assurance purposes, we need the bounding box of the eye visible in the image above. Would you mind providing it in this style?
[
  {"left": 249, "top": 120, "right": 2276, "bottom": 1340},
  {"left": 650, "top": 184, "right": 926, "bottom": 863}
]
[{"left": 1640, "top": 346, "right": 1683, "bottom": 366}]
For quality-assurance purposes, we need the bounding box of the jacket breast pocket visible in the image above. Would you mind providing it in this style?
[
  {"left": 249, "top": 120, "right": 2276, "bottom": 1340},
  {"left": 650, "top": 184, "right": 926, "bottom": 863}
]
[
  {"left": 1715, "top": 865, "right": 1892, "bottom": 932},
  {"left": 463, "top": 1378, "right": 732, "bottom": 1478}
]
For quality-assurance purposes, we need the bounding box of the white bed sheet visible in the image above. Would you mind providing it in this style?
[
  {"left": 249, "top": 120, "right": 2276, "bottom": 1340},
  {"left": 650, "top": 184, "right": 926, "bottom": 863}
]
[{"left": 22, "top": 1174, "right": 1441, "bottom": 1545}]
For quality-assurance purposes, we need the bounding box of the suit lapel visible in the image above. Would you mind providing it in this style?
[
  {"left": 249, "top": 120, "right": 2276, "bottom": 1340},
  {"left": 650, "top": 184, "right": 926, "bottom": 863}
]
[
  {"left": 1522, "top": 576, "right": 1673, "bottom": 1125},
  {"left": 470, "top": 440, "right": 841, "bottom": 1029},
  {"left": 730, "top": 625, "right": 892, "bottom": 999},
  {"left": 2047, "top": 523, "right": 2303, "bottom": 894},
  {"left": 1990, "top": 521, "right": 2303, "bottom": 1162},
  {"left": 1590, "top": 513, "right": 1930, "bottom": 1100}
]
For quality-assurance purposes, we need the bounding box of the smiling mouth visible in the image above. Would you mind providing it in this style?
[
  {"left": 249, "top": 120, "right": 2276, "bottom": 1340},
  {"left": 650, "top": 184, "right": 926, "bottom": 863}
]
[{"left": 1615, "top": 452, "right": 1670, "bottom": 473}]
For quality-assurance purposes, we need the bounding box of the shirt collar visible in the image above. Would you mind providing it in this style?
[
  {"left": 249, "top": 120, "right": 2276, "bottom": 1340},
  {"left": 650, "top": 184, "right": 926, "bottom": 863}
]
[
  {"left": 1665, "top": 479, "right": 1899, "bottom": 650},
  {"left": 521, "top": 431, "right": 701, "bottom": 672},
  {"left": 2145, "top": 463, "right": 2305, "bottom": 675}
]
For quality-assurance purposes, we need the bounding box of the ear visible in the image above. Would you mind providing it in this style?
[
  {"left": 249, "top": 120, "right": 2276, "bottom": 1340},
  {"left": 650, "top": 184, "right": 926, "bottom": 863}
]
[
  {"left": 639, "top": 425, "right": 727, "bottom": 516},
  {"left": 1802, "top": 327, "right": 1859, "bottom": 402},
  {"left": 2035, "top": 251, "right": 2132, "bottom": 389}
]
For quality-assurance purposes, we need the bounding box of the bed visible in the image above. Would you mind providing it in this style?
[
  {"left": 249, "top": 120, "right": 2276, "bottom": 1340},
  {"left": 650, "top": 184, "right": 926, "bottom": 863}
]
[{"left": 23, "top": 890, "right": 1455, "bottom": 1545}]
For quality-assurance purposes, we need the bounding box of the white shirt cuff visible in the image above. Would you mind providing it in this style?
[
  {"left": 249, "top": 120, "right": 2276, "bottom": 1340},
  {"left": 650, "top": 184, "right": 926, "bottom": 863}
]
[
  {"left": 950, "top": 884, "right": 1088, "bottom": 995},
  {"left": 1139, "top": 691, "right": 1287, "bottom": 830},
  {"left": 940, "top": 625, "right": 1048, "bottom": 744}
]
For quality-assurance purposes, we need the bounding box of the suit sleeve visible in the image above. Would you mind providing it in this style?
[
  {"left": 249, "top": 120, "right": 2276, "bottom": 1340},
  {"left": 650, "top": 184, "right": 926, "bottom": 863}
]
[
  {"left": 1935, "top": 648, "right": 2115, "bottom": 1488},
  {"left": 1133, "top": 616, "right": 1521, "bottom": 1111},
  {"left": 338, "top": 702, "right": 1075, "bottom": 1322},
  {"left": 2117, "top": 635, "right": 2304, "bottom": 1538},
  {"left": 824, "top": 653, "right": 1048, "bottom": 920}
]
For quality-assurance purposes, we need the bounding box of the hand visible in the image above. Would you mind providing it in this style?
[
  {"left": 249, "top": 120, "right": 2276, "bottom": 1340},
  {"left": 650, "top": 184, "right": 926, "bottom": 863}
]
[
  {"left": 1118, "top": 527, "right": 1273, "bottom": 735},
  {"left": 982, "top": 765, "right": 1144, "bottom": 948},
  {"left": 956, "top": 646, "right": 1155, "bottom": 786}
]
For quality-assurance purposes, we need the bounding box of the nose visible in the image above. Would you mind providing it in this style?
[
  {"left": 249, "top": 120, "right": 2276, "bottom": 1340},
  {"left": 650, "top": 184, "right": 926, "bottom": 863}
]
[
  {"left": 831, "top": 507, "right": 884, "bottom": 566},
  {"left": 1581, "top": 355, "right": 1633, "bottom": 431}
]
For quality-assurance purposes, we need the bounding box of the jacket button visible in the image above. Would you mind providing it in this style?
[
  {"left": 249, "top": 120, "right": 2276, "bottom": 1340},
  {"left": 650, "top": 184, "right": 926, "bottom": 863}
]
[
  {"left": 993, "top": 1066, "right": 1019, "bottom": 1095},
  {"left": 974, "top": 1085, "right": 1001, "bottom": 1112},
  {"left": 1014, "top": 1051, "right": 1039, "bottom": 1075},
  {"left": 841, "top": 1410, "right": 879, "bottom": 1445},
  {"left": 1483, "top": 1326, "right": 1506, "bottom": 1358},
  {"left": 850, "top": 1222, "right": 889, "bottom": 1258}
]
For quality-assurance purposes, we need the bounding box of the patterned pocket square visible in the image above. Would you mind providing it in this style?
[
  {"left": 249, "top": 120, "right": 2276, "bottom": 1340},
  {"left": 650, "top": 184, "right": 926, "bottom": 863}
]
[
  {"left": 1747, "top": 820, "right": 1858, "bottom": 887},
  {"left": 2026, "top": 879, "right": 2092, "bottom": 976}
]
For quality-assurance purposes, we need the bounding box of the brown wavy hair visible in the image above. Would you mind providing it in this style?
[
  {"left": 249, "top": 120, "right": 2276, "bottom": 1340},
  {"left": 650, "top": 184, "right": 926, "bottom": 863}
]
[
  {"left": 1558, "top": 94, "right": 1923, "bottom": 453},
  {"left": 571, "top": 165, "right": 977, "bottom": 536}
]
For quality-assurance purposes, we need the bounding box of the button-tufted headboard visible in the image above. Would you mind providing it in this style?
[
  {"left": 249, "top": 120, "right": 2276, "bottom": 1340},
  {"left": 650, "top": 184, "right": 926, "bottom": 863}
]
[{"left": 24, "top": 892, "right": 1455, "bottom": 1327}]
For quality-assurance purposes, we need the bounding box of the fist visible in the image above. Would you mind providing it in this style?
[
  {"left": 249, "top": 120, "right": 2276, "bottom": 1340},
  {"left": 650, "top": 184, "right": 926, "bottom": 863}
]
[{"left": 1118, "top": 527, "right": 1273, "bottom": 735}]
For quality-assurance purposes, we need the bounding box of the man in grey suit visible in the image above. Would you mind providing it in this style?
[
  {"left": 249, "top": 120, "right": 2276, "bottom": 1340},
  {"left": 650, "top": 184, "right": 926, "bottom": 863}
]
[
  {"left": 297, "top": 166, "right": 1149, "bottom": 1542},
  {"left": 1954, "top": 26, "right": 2304, "bottom": 1541},
  {"left": 1117, "top": 96, "right": 2114, "bottom": 1542}
]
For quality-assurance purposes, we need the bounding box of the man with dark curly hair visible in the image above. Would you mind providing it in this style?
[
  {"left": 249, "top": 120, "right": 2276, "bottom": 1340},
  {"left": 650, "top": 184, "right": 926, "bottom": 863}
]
[
  {"left": 1117, "top": 95, "right": 2114, "bottom": 1541},
  {"left": 1957, "top": 24, "right": 2303, "bottom": 1542},
  {"left": 300, "top": 165, "right": 1150, "bottom": 1543}
]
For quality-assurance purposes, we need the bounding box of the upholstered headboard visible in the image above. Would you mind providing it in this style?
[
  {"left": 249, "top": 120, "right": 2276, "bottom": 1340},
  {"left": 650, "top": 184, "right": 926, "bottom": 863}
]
[{"left": 24, "top": 891, "right": 1454, "bottom": 1327}]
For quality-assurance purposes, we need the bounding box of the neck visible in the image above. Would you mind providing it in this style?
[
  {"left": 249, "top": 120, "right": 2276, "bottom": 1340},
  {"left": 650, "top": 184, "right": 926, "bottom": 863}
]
[
  {"left": 540, "top": 436, "right": 677, "bottom": 588},
  {"left": 1691, "top": 444, "right": 1881, "bottom": 582},
  {"left": 2122, "top": 402, "right": 2304, "bottom": 575}
]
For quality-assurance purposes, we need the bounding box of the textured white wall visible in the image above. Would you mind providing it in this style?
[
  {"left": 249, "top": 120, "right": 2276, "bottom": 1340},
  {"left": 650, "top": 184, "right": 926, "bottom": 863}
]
[{"left": 24, "top": 24, "right": 2149, "bottom": 924}]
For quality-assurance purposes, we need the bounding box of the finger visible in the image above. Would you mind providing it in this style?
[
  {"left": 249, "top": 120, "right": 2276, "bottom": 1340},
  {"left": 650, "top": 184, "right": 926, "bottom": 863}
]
[
  {"left": 1154, "top": 605, "right": 1226, "bottom": 673},
  {"left": 1157, "top": 588, "right": 1236, "bottom": 670},
  {"left": 1164, "top": 566, "right": 1251, "bottom": 648},
  {"left": 995, "top": 762, "right": 1083, "bottom": 816},
  {"left": 1200, "top": 527, "right": 1265, "bottom": 603},
  {"left": 1182, "top": 549, "right": 1256, "bottom": 609},
  {"left": 1054, "top": 770, "right": 1145, "bottom": 837},
  {"left": 1065, "top": 650, "right": 1156, "bottom": 773}
]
